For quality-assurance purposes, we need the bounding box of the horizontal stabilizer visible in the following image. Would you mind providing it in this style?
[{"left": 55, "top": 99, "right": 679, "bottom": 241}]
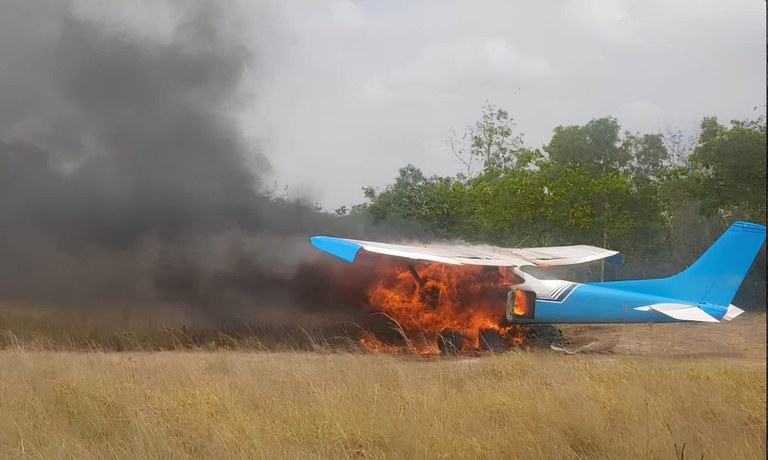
[{"left": 634, "top": 303, "right": 719, "bottom": 322}]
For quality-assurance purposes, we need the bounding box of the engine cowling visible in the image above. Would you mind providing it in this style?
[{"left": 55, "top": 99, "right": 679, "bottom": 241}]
[{"left": 506, "top": 288, "right": 536, "bottom": 321}]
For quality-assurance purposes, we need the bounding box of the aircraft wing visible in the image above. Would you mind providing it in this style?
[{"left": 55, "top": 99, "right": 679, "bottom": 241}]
[{"left": 310, "top": 236, "right": 619, "bottom": 268}]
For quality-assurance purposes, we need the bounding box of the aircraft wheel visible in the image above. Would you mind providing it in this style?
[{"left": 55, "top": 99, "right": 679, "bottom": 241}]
[{"left": 525, "top": 325, "right": 565, "bottom": 346}]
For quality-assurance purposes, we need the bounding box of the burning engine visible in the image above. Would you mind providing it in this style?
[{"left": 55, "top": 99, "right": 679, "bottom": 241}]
[{"left": 346, "top": 254, "right": 565, "bottom": 356}]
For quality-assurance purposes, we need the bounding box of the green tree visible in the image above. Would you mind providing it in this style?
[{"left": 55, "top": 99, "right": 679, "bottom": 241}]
[
  {"left": 690, "top": 117, "right": 766, "bottom": 223},
  {"left": 545, "top": 117, "right": 631, "bottom": 173},
  {"left": 355, "top": 105, "right": 764, "bottom": 308},
  {"left": 362, "top": 165, "right": 430, "bottom": 222},
  {"left": 462, "top": 168, "right": 553, "bottom": 246},
  {"left": 449, "top": 102, "right": 537, "bottom": 175},
  {"left": 623, "top": 132, "right": 670, "bottom": 182}
]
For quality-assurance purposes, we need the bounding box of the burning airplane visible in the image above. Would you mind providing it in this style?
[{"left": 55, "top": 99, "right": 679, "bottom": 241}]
[{"left": 312, "top": 221, "right": 765, "bottom": 354}]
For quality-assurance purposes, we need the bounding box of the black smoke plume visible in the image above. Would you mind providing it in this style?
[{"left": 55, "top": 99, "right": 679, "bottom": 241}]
[{"left": 0, "top": 2, "right": 373, "bottom": 329}]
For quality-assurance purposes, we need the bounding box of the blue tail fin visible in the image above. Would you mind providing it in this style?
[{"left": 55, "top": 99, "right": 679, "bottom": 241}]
[{"left": 603, "top": 221, "right": 766, "bottom": 307}]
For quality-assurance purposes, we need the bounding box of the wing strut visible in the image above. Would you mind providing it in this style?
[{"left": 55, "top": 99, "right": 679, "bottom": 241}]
[{"left": 406, "top": 264, "right": 440, "bottom": 310}]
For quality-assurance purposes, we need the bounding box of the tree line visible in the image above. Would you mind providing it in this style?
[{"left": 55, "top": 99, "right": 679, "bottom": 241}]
[{"left": 338, "top": 103, "right": 766, "bottom": 309}]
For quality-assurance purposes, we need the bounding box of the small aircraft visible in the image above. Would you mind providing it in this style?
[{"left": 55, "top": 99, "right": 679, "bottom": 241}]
[{"left": 310, "top": 221, "right": 765, "bottom": 324}]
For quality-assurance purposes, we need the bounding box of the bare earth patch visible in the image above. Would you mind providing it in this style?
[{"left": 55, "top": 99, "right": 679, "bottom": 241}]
[{"left": 560, "top": 312, "right": 766, "bottom": 360}]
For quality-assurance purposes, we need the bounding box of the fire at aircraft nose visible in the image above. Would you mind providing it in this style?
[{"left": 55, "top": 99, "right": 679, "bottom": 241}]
[{"left": 333, "top": 252, "right": 532, "bottom": 355}]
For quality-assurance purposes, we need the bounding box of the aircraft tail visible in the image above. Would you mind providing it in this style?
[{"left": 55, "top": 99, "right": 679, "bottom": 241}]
[{"left": 603, "top": 221, "right": 766, "bottom": 308}]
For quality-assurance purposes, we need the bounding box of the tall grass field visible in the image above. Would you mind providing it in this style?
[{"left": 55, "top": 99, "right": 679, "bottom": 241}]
[{"left": 0, "top": 349, "right": 764, "bottom": 459}]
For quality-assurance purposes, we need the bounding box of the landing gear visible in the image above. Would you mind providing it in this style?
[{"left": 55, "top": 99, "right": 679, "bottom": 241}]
[
  {"left": 407, "top": 264, "right": 440, "bottom": 309},
  {"left": 435, "top": 325, "right": 567, "bottom": 356},
  {"left": 524, "top": 325, "right": 566, "bottom": 347}
]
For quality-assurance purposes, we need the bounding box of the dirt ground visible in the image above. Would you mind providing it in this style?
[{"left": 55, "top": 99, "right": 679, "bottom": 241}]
[{"left": 559, "top": 312, "right": 766, "bottom": 360}]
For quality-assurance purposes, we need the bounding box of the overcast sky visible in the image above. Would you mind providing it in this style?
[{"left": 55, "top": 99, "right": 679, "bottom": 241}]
[{"left": 76, "top": 1, "right": 767, "bottom": 210}]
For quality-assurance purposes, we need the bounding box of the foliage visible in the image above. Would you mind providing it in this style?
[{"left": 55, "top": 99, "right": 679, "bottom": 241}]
[
  {"left": 448, "top": 102, "right": 538, "bottom": 175},
  {"left": 689, "top": 116, "right": 766, "bottom": 223},
  {"left": 355, "top": 104, "right": 765, "bottom": 308},
  {"left": 623, "top": 132, "right": 670, "bottom": 182},
  {"left": 545, "top": 117, "right": 631, "bottom": 173}
]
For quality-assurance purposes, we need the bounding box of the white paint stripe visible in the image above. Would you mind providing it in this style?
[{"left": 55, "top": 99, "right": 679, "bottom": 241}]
[
  {"left": 537, "top": 284, "right": 579, "bottom": 303},
  {"left": 549, "top": 283, "right": 571, "bottom": 298}
]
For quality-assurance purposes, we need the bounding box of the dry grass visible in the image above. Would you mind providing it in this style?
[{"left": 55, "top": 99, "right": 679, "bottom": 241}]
[
  {"left": 1, "top": 307, "right": 764, "bottom": 458},
  {"left": 0, "top": 350, "right": 764, "bottom": 459},
  {"left": 0, "top": 303, "right": 360, "bottom": 352}
]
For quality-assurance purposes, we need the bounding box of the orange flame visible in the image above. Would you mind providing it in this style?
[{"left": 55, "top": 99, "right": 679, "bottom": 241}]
[
  {"left": 358, "top": 331, "right": 403, "bottom": 354},
  {"left": 354, "top": 254, "right": 526, "bottom": 354}
]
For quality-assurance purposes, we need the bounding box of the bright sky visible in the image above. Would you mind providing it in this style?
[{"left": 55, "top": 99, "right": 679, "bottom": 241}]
[
  {"left": 76, "top": 0, "right": 767, "bottom": 210},
  {"left": 242, "top": 0, "right": 765, "bottom": 210}
]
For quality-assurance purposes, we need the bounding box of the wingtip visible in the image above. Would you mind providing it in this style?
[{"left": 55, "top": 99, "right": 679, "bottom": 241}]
[{"left": 309, "top": 236, "right": 362, "bottom": 263}]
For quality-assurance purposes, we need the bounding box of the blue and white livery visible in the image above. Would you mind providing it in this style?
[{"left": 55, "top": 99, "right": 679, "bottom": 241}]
[{"left": 310, "top": 222, "right": 765, "bottom": 324}]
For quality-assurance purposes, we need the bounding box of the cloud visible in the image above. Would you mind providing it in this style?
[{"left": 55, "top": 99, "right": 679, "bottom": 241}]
[
  {"left": 330, "top": 0, "right": 366, "bottom": 29},
  {"left": 244, "top": 0, "right": 765, "bottom": 209}
]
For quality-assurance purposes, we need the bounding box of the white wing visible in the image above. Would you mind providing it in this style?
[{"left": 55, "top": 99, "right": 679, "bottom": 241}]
[{"left": 310, "top": 236, "right": 619, "bottom": 268}]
